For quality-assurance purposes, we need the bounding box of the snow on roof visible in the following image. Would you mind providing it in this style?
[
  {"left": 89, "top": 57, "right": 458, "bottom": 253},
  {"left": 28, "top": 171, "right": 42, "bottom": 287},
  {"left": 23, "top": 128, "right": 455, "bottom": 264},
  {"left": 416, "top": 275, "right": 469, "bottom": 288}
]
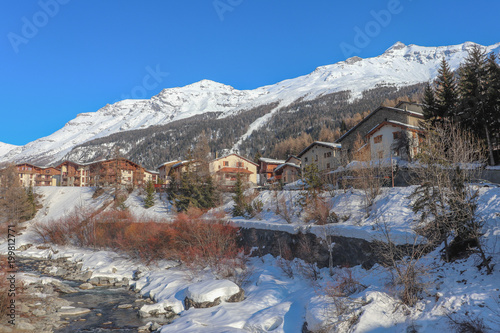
[
  {"left": 315, "top": 141, "right": 342, "bottom": 149},
  {"left": 337, "top": 105, "right": 424, "bottom": 142},
  {"left": 366, "top": 120, "right": 423, "bottom": 137},
  {"left": 297, "top": 141, "right": 341, "bottom": 157},
  {"left": 274, "top": 163, "right": 301, "bottom": 173},
  {"left": 259, "top": 157, "right": 286, "bottom": 164},
  {"left": 212, "top": 153, "right": 259, "bottom": 166},
  {"left": 156, "top": 160, "right": 181, "bottom": 169}
]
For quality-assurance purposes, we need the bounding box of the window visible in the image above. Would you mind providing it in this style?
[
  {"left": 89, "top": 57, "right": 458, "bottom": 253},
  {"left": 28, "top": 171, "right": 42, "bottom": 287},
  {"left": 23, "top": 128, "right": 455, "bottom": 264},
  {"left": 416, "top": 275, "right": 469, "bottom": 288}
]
[
  {"left": 236, "top": 162, "right": 244, "bottom": 167},
  {"left": 393, "top": 132, "right": 402, "bottom": 140},
  {"left": 374, "top": 135, "right": 382, "bottom": 144},
  {"left": 315, "top": 155, "right": 318, "bottom": 161},
  {"left": 326, "top": 163, "right": 330, "bottom": 169},
  {"left": 304, "top": 157, "right": 308, "bottom": 162},
  {"left": 378, "top": 151, "right": 384, "bottom": 159},
  {"left": 223, "top": 161, "right": 229, "bottom": 166},
  {"left": 324, "top": 151, "right": 332, "bottom": 158}
]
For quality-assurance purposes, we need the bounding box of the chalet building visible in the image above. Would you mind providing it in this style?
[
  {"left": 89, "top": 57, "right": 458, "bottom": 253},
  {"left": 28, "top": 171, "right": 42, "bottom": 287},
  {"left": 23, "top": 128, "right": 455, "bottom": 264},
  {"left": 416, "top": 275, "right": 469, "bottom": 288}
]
[
  {"left": 144, "top": 169, "right": 159, "bottom": 184},
  {"left": 169, "top": 160, "right": 200, "bottom": 180},
  {"left": 297, "top": 141, "right": 342, "bottom": 174},
  {"left": 272, "top": 156, "right": 301, "bottom": 185},
  {"left": 16, "top": 163, "right": 59, "bottom": 187},
  {"left": 274, "top": 163, "right": 300, "bottom": 184},
  {"left": 56, "top": 161, "right": 85, "bottom": 187},
  {"left": 336, "top": 101, "right": 425, "bottom": 160},
  {"left": 258, "top": 157, "right": 285, "bottom": 185},
  {"left": 366, "top": 120, "right": 423, "bottom": 160},
  {"left": 210, "top": 153, "right": 258, "bottom": 189},
  {"left": 156, "top": 160, "right": 180, "bottom": 184},
  {"left": 89, "top": 158, "right": 146, "bottom": 187}
]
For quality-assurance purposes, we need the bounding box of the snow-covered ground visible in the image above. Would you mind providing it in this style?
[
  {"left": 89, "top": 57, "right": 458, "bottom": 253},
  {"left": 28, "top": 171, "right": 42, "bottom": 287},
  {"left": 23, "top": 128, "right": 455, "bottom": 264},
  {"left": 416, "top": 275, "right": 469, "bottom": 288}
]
[{"left": 1, "top": 186, "right": 499, "bottom": 332}]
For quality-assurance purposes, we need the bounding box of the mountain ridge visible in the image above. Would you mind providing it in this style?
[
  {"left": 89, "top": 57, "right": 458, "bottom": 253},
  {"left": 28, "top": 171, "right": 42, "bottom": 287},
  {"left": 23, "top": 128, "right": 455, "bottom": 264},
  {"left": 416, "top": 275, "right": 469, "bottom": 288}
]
[{"left": 1, "top": 41, "right": 499, "bottom": 166}]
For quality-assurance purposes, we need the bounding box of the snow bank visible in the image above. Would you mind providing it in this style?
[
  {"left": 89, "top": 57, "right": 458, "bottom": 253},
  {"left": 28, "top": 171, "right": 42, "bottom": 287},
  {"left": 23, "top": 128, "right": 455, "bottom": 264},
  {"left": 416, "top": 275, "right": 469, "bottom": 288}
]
[{"left": 185, "top": 280, "right": 241, "bottom": 303}]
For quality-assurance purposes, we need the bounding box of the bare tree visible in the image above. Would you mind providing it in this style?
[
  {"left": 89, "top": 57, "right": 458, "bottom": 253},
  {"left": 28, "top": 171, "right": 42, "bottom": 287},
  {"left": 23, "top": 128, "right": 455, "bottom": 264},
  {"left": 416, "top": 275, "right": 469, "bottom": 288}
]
[
  {"left": 410, "top": 121, "right": 492, "bottom": 272},
  {"left": 351, "top": 134, "right": 385, "bottom": 216},
  {"left": 0, "top": 164, "right": 32, "bottom": 225}
]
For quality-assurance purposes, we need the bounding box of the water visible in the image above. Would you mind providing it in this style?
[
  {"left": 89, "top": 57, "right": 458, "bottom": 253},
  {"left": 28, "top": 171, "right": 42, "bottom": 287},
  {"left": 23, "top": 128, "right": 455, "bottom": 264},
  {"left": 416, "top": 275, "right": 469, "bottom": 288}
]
[{"left": 19, "top": 257, "right": 155, "bottom": 333}]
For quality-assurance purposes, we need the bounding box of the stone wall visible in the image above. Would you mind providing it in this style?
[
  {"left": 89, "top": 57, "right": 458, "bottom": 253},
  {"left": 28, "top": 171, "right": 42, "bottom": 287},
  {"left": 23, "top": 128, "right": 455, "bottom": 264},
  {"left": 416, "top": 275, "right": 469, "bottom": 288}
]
[{"left": 239, "top": 228, "right": 382, "bottom": 269}]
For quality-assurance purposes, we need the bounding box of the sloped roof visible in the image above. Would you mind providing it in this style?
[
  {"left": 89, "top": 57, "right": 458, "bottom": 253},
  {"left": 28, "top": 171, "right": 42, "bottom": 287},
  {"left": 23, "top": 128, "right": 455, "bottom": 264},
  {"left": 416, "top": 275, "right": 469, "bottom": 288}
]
[
  {"left": 274, "top": 163, "right": 301, "bottom": 173},
  {"left": 216, "top": 167, "right": 253, "bottom": 174},
  {"left": 297, "top": 141, "right": 341, "bottom": 158},
  {"left": 259, "top": 157, "right": 286, "bottom": 165},
  {"left": 366, "top": 120, "right": 423, "bottom": 137},
  {"left": 212, "top": 153, "right": 259, "bottom": 166},
  {"left": 336, "top": 105, "right": 424, "bottom": 143}
]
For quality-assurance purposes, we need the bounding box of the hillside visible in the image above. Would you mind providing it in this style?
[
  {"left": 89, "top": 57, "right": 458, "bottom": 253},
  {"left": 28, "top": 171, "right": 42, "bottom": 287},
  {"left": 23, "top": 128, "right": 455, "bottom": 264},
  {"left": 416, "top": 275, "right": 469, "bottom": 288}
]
[
  {"left": 2, "top": 186, "right": 499, "bottom": 332},
  {"left": 1, "top": 41, "right": 499, "bottom": 167}
]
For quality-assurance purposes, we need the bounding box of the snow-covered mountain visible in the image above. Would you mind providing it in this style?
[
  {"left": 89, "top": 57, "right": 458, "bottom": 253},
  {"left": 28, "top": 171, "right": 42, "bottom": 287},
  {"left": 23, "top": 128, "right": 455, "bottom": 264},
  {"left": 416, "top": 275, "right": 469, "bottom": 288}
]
[
  {"left": 2, "top": 41, "right": 499, "bottom": 166},
  {"left": 0, "top": 142, "right": 19, "bottom": 158}
]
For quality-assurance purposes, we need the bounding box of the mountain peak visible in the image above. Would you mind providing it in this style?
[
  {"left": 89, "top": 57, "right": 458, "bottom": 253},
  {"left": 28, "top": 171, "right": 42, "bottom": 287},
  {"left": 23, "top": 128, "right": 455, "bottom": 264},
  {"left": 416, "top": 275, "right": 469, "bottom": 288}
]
[
  {"left": 185, "top": 79, "right": 232, "bottom": 90},
  {"left": 385, "top": 41, "right": 407, "bottom": 52}
]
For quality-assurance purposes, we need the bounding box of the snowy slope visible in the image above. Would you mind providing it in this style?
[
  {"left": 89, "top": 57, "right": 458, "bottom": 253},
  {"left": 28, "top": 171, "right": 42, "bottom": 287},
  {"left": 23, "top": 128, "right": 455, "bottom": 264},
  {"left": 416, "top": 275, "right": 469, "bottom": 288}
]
[
  {"left": 2, "top": 41, "right": 499, "bottom": 166},
  {"left": 0, "top": 142, "right": 18, "bottom": 159},
  {"left": 1, "top": 186, "right": 499, "bottom": 332}
]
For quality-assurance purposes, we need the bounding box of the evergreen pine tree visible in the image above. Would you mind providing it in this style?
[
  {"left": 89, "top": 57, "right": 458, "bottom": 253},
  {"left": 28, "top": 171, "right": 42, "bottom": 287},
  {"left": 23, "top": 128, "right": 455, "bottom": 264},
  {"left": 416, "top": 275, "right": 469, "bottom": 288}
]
[
  {"left": 484, "top": 52, "right": 500, "bottom": 165},
  {"left": 422, "top": 82, "right": 439, "bottom": 123},
  {"left": 25, "top": 185, "right": 38, "bottom": 219},
  {"left": 434, "top": 58, "right": 458, "bottom": 120},
  {"left": 457, "top": 45, "right": 493, "bottom": 163},
  {"left": 232, "top": 173, "right": 246, "bottom": 217},
  {"left": 144, "top": 181, "right": 156, "bottom": 208}
]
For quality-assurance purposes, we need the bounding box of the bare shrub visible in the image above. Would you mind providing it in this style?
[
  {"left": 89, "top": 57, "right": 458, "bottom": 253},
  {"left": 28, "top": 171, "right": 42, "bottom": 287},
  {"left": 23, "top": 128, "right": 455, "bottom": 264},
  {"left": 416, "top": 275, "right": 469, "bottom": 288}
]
[
  {"left": 276, "top": 236, "right": 294, "bottom": 279},
  {"left": 351, "top": 134, "right": 385, "bottom": 216},
  {"left": 376, "top": 222, "right": 430, "bottom": 307},
  {"left": 303, "top": 196, "right": 338, "bottom": 225},
  {"left": 410, "top": 121, "right": 492, "bottom": 272},
  {"left": 319, "top": 270, "right": 367, "bottom": 332},
  {"left": 326, "top": 268, "right": 366, "bottom": 297},
  {"left": 277, "top": 194, "right": 294, "bottom": 223},
  {"left": 296, "top": 233, "right": 320, "bottom": 281},
  {"left": 171, "top": 215, "right": 245, "bottom": 280},
  {"left": 447, "top": 312, "right": 490, "bottom": 333}
]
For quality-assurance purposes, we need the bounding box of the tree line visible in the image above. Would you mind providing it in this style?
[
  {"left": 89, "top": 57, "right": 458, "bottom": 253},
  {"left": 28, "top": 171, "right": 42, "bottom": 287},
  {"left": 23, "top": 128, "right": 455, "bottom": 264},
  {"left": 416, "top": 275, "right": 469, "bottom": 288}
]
[{"left": 423, "top": 45, "right": 500, "bottom": 165}]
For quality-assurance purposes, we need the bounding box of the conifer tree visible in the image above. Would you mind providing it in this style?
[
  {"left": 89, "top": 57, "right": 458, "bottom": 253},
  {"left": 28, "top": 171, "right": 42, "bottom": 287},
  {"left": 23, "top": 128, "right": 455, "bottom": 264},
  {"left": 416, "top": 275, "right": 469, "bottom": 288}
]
[
  {"left": 422, "top": 82, "right": 439, "bottom": 123},
  {"left": 232, "top": 173, "right": 246, "bottom": 217},
  {"left": 25, "top": 185, "right": 39, "bottom": 219},
  {"left": 457, "top": 45, "right": 495, "bottom": 164},
  {"left": 144, "top": 181, "right": 155, "bottom": 208},
  {"left": 435, "top": 58, "right": 458, "bottom": 120},
  {"left": 484, "top": 52, "right": 500, "bottom": 165}
]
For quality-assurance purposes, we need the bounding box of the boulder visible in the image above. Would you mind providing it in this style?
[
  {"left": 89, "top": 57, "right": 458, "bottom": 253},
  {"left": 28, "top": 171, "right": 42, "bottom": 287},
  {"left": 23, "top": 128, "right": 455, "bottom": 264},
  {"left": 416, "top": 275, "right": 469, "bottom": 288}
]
[
  {"left": 184, "top": 280, "right": 244, "bottom": 309},
  {"left": 57, "top": 306, "right": 92, "bottom": 316},
  {"left": 79, "top": 282, "right": 94, "bottom": 290}
]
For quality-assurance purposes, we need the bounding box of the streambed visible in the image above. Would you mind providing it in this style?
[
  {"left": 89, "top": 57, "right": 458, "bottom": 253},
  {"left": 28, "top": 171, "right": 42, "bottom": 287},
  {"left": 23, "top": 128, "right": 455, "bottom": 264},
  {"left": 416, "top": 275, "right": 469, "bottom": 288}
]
[{"left": 18, "top": 257, "right": 161, "bottom": 333}]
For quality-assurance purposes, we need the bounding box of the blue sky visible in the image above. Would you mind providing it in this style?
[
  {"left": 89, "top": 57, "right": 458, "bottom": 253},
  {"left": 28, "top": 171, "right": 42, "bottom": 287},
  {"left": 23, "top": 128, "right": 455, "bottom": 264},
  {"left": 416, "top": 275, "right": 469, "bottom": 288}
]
[{"left": 1, "top": 0, "right": 499, "bottom": 146}]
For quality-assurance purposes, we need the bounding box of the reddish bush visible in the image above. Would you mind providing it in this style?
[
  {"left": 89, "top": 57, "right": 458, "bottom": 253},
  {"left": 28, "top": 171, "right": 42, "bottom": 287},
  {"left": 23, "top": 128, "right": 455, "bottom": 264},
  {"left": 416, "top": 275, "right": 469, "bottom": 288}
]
[
  {"left": 34, "top": 209, "right": 244, "bottom": 272},
  {"left": 170, "top": 216, "right": 244, "bottom": 277}
]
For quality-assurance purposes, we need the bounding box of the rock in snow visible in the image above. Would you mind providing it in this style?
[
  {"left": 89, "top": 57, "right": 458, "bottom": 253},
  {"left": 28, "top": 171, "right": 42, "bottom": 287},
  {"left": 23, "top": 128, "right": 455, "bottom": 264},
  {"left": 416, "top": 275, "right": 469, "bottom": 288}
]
[{"left": 184, "top": 280, "right": 244, "bottom": 309}]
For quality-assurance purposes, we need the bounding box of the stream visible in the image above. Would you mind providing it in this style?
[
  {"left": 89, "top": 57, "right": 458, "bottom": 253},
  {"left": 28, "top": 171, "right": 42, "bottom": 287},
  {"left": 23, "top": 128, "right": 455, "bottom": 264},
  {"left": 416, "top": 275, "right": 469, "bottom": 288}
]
[{"left": 18, "top": 257, "right": 156, "bottom": 333}]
